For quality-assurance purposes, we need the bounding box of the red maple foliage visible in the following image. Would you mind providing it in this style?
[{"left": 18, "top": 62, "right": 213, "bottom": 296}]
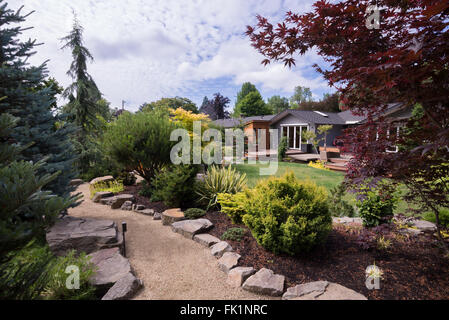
[{"left": 247, "top": 0, "right": 449, "bottom": 250}]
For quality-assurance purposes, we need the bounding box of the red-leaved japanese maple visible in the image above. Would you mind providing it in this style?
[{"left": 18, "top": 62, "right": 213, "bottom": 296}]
[{"left": 246, "top": 0, "right": 449, "bottom": 251}]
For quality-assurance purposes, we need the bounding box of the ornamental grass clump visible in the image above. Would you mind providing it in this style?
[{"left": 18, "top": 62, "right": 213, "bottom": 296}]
[
  {"left": 241, "top": 172, "right": 332, "bottom": 255},
  {"left": 195, "top": 165, "right": 247, "bottom": 210}
]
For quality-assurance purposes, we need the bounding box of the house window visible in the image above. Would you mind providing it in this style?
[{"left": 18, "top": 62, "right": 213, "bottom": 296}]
[
  {"left": 386, "top": 126, "right": 401, "bottom": 153},
  {"left": 280, "top": 124, "right": 309, "bottom": 150}
]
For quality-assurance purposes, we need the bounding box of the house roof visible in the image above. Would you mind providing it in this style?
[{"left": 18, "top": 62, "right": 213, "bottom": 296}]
[
  {"left": 213, "top": 115, "right": 275, "bottom": 128},
  {"left": 270, "top": 109, "right": 362, "bottom": 126}
]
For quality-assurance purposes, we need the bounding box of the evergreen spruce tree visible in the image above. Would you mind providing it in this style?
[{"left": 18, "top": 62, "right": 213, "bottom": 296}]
[
  {"left": 0, "top": 2, "right": 78, "bottom": 199},
  {"left": 61, "top": 14, "right": 102, "bottom": 132}
]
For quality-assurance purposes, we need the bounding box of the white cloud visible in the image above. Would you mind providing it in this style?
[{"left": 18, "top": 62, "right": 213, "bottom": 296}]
[{"left": 11, "top": 0, "right": 328, "bottom": 111}]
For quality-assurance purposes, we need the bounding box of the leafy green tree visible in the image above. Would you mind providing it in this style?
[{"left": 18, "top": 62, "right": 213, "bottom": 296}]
[
  {"left": 102, "top": 111, "right": 180, "bottom": 183},
  {"left": 140, "top": 97, "right": 198, "bottom": 114},
  {"left": 0, "top": 2, "right": 78, "bottom": 199},
  {"left": 234, "top": 82, "right": 259, "bottom": 117},
  {"left": 267, "top": 95, "right": 289, "bottom": 114},
  {"left": 61, "top": 14, "right": 102, "bottom": 132},
  {"left": 290, "top": 86, "right": 313, "bottom": 108},
  {"left": 235, "top": 91, "right": 272, "bottom": 117}
]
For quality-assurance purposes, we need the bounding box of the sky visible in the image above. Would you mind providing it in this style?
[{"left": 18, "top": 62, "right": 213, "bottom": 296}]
[{"left": 11, "top": 0, "right": 334, "bottom": 112}]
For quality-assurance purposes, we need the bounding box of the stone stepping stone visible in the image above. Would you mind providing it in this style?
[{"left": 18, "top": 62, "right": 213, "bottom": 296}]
[
  {"left": 46, "top": 216, "right": 122, "bottom": 256},
  {"left": 162, "top": 208, "right": 185, "bottom": 226},
  {"left": 132, "top": 204, "right": 146, "bottom": 212},
  {"left": 332, "top": 217, "right": 363, "bottom": 225},
  {"left": 88, "top": 248, "right": 133, "bottom": 294},
  {"left": 90, "top": 175, "right": 114, "bottom": 185},
  {"left": 111, "top": 194, "right": 134, "bottom": 209},
  {"left": 193, "top": 234, "right": 220, "bottom": 247},
  {"left": 242, "top": 268, "right": 285, "bottom": 297},
  {"left": 227, "top": 267, "right": 256, "bottom": 287},
  {"left": 218, "top": 252, "right": 241, "bottom": 273},
  {"left": 101, "top": 272, "right": 143, "bottom": 300},
  {"left": 171, "top": 219, "right": 213, "bottom": 239},
  {"left": 93, "top": 191, "right": 114, "bottom": 203},
  {"left": 210, "top": 241, "right": 233, "bottom": 258},
  {"left": 282, "top": 281, "right": 367, "bottom": 300}
]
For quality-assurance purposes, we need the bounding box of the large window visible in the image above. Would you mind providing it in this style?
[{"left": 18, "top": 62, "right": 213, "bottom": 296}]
[{"left": 281, "top": 124, "right": 309, "bottom": 150}]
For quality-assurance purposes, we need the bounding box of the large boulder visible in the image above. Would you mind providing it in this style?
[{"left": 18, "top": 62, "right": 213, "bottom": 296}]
[
  {"left": 92, "top": 191, "right": 114, "bottom": 203},
  {"left": 210, "top": 241, "right": 233, "bottom": 258},
  {"left": 46, "top": 216, "right": 122, "bottom": 256},
  {"left": 283, "top": 281, "right": 367, "bottom": 300},
  {"left": 218, "top": 252, "right": 241, "bottom": 273},
  {"left": 110, "top": 194, "right": 134, "bottom": 209},
  {"left": 242, "top": 268, "right": 285, "bottom": 297},
  {"left": 193, "top": 234, "right": 221, "bottom": 247},
  {"left": 162, "top": 208, "right": 185, "bottom": 225},
  {"left": 90, "top": 175, "right": 114, "bottom": 185},
  {"left": 101, "top": 272, "right": 143, "bottom": 300},
  {"left": 227, "top": 267, "right": 256, "bottom": 287},
  {"left": 88, "top": 248, "right": 132, "bottom": 294},
  {"left": 171, "top": 219, "right": 213, "bottom": 239}
]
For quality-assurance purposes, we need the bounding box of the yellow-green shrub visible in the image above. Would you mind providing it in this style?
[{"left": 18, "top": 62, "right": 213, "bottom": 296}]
[
  {"left": 217, "top": 192, "right": 247, "bottom": 224},
  {"left": 89, "top": 180, "right": 124, "bottom": 198},
  {"left": 241, "top": 173, "right": 332, "bottom": 255}
]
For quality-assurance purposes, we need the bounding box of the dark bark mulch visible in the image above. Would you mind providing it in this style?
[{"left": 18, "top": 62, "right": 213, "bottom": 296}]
[
  {"left": 118, "top": 185, "right": 169, "bottom": 213},
  {"left": 205, "top": 211, "right": 449, "bottom": 300}
]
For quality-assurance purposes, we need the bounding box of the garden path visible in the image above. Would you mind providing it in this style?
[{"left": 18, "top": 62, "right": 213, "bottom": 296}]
[{"left": 69, "top": 183, "right": 269, "bottom": 300}]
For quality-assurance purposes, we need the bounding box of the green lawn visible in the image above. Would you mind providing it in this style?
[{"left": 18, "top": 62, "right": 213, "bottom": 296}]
[{"left": 234, "top": 161, "right": 413, "bottom": 215}]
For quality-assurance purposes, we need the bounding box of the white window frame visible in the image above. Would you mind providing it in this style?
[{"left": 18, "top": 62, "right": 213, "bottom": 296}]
[{"left": 279, "top": 124, "right": 310, "bottom": 150}]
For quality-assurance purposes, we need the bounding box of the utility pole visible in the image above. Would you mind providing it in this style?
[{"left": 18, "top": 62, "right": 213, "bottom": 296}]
[{"left": 121, "top": 100, "right": 125, "bottom": 110}]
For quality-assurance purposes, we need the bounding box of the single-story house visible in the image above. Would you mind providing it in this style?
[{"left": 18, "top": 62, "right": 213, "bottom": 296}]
[{"left": 214, "top": 103, "right": 412, "bottom": 154}]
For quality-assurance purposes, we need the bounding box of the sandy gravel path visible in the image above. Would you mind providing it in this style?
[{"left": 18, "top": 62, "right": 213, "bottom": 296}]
[{"left": 69, "top": 183, "right": 268, "bottom": 300}]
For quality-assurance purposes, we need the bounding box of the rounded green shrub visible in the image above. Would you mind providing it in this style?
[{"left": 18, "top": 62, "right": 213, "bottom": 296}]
[
  {"left": 357, "top": 189, "right": 397, "bottom": 227},
  {"left": 184, "top": 208, "right": 206, "bottom": 219},
  {"left": 241, "top": 172, "right": 332, "bottom": 255},
  {"left": 217, "top": 192, "right": 247, "bottom": 224},
  {"left": 221, "top": 227, "right": 246, "bottom": 242}
]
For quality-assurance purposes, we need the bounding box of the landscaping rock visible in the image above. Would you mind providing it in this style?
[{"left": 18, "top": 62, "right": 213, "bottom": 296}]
[
  {"left": 120, "top": 201, "right": 133, "bottom": 211},
  {"left": 46, "top": 216, "right": 122, "bottom": 256},
  {"left": 69, "top": 179, "right": 84, "bottom": 186},
  {"left": 110, "top": 194, "right": 134, "bottom": 209},
  {"left": 93, "top": 191, "right": 114, "bottom": 203},
  {"left": 100, "top": 197, "right": 116, "bottom": 205},
  {"left": 101, "top": 272, "right": 143, "bottom": 300},
  {"left": 162, "top": 208, "right": 185, "bottom": 226},
  {"left": 90, "top": 175, "right": 114, "bottom": 185},
  {"left": 226, "top": 267, "right": 256, "bottom": 287},
  {"left": 88, "top": 248, "right": 132, "bottom": 294},
  {"left": 283, "top": 281, "right": 367, "bottom": 300},
  {"left": 210, "top": 241, "right": 233, "bottom": 258},
  {"left": 410, "top": 220, "right": 437, "bottom": 232},
  {"left": 137, "top": 209, "right": 154, "bottom": 216},
  {"left": 153, "top": 212, "right": 162, "bottom": 220},
  {"left": 218, "top": 252, "right": 241, "bottom": 273},
  {"left": 132, "top": 204, "right": 146, "bottom": 212},
  {"left": 171, "top": 219, "right": 213, "bottom": 239},
  {"left": 398, "top": 227, "right": 423, "bottom": 236},
  {"left": 242, "top": 268, "right": 285, "bottom": 297},
  {"left": 332, "top": 217, "right": 363, "bottom": 225},
  {"left": 193, "top": 234, "right": 220, "bottom": 247}
]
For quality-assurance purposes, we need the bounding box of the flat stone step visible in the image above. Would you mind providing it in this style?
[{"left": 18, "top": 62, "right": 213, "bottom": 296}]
[
  {"left": 242, "top": 268, "right": 285, "bottom": 297},
  {"left": 46, "top": 216, "right": 122, "bottom": 256},
  {"left": 93, "top": 191, "right": 114, "bottom": 203},
  {"left": 111, "top": 194, "right": 134, "bottom": 209},
  {"left": 101, "top": 272, "right": 143, "bottom": 300},
  {"left": 218, "top": 252, "right": 241, "bottom": 273},
  {"left": 171, "top": 219, "right": 213, "bottom": 239},
  {"left": 90, "top": 175, "right": 114, "bottom": 185},
  {"left": 283, "top": 281, "right": 367, "bottom": 300},
  {"left": 226, "top": 267, "right": 256, "bottom": 287},
  {"left": 193, "top": 234, "right": 220, "bottom": 247},
  {"left": 210, "top": 241, "right": 233, "bottom": 258},
  {"left": 88, "top": 248, "right": 133, "bottom": 294}
]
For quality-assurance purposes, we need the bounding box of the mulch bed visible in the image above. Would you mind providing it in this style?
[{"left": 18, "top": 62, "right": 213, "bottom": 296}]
[
  {"left": 205, "top": 211, "right": 449, "bottom": 300},
  {"left": 118, "top": 185, "right": 169, "bottom": 213}
]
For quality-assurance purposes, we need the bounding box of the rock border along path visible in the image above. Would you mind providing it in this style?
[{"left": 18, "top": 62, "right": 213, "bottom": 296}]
[{"left": 74, "top": 183, "right": 367, "bottom": 300}]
